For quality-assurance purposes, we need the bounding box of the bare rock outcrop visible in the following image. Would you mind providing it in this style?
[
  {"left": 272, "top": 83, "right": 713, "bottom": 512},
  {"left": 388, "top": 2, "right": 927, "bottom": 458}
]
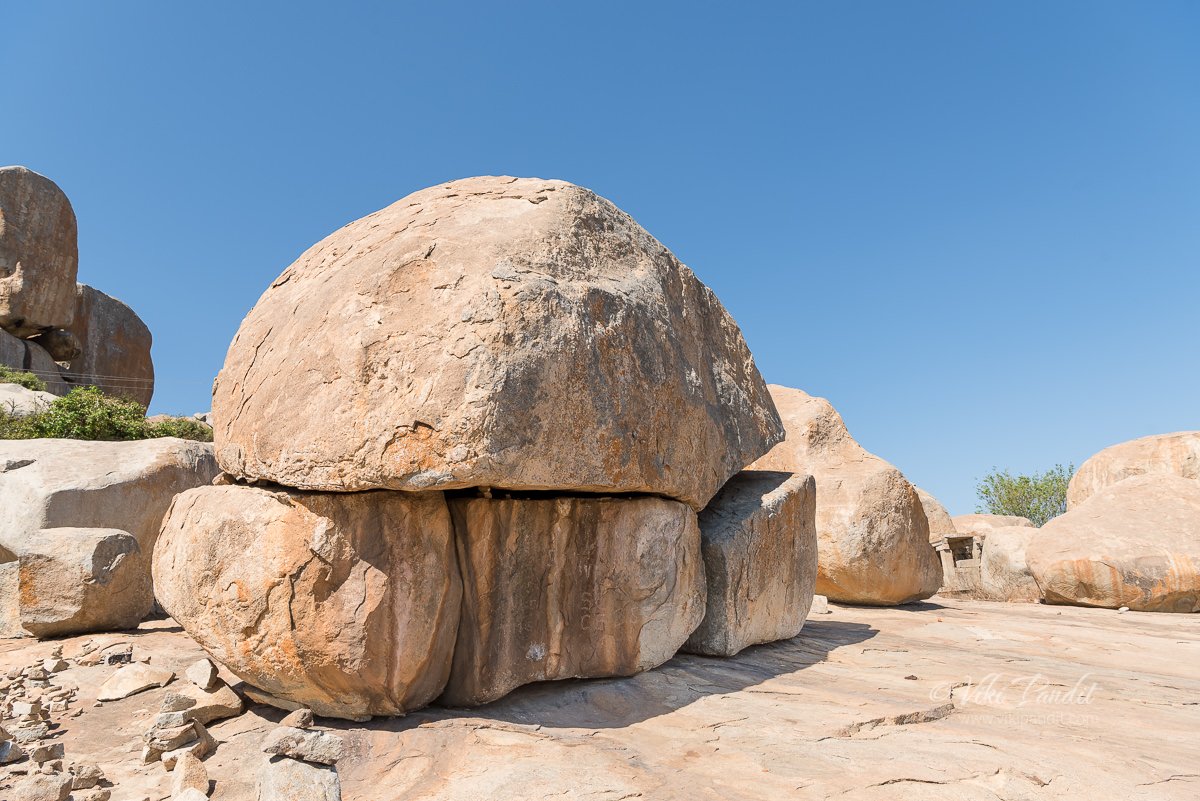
[
  {"left": 749, "top": 385, "right": 941, "bottom": 605},
  {"left": 0, "top": 167, "right": 156, "bottom": 403},
  {"left": 441, "top": 493, "right": 705, "bottom": 706},
  {"left": 1028, "top": 474, "right": 1200, "bottom": 612},
  {"left": 683, "top": 471, "right": 818, "bottom": 657},
  {"left": 154, "top": 485, "right": 461, "bottom": 719},
  {"left": 0, "top": 167, "right": 78, "bottom": 337},
  {"left": 212, "top": 176, "right": 782, "bottom": 511},
  {"left": 1066, "top": 431, "right": 1200, "bottom": 509}
]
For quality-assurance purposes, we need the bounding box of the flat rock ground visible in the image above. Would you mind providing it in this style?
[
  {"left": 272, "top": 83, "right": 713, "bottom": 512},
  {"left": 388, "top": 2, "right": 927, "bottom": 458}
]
[{"left": 2, "top": 598, "right": 1197, "bottom": 800}]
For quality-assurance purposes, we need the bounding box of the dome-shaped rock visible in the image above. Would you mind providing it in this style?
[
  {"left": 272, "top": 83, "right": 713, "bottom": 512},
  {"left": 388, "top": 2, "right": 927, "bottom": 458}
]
[
  {"left": 1066, "top": 431, "right": 1200, "bottom": 510},
  {"left": 212, "top": 177, "right": 782, "bottom": 510},
  {"left": 749, "top": 385, "right": 942, "bottom": 605}
]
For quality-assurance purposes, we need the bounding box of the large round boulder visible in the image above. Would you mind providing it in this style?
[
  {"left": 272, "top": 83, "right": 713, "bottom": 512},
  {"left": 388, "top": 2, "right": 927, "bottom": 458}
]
[
  {"left": 1067, "top": 431, "right": 1200, "bottom": 510},
  {"left": 749, "top": 385, "right": 941, "bottom": 605},
  {"left": 155, "top": 485, "right": 462, "bottom": 719},
  {"left": 1028, "top": 475, "right": 1200, "bottom": 612},
  {"left": 212, "top": 177, "right": 782, "bottom": 510},
  {"left": 0, "top": 166, "right": 78, "bottom": 337}
]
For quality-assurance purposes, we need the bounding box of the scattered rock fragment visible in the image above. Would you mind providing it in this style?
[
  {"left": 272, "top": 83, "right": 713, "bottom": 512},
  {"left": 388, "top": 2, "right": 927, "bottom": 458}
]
[
  {"left": 96, "top": 663, "right": 174, "bottom": 701},
  {"left": 9, "top": 771, "right": 72, "bottom": 801},
  {"left": 257, "top": 755, "right": 341, "bottom": 801},
  {"left": 262, "top": 726, "right": 344, "bottom": 766},
  {"left": 169, "top": 751, "right": 209, "bottom": 797},
  {"left": 279, "top": 708, "right": 313, "bottom": 729},
  {"left": 184, "top": 658, "right": 218, "bottom": 691}
]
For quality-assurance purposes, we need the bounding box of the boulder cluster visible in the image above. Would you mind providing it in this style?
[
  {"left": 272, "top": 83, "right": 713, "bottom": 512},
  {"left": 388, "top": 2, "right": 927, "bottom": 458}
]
[
  {"left": 0, "top": 166, "right": 154, "bottom": 405},
  {"left": 922, "top": 431, "right": 1200, "bottom": 612},
  {"left": 0, "top": 438, "right": 219, "bottom": 638},
  {"left": 155, "top": 177, "right": 830, "bottom": 719}
]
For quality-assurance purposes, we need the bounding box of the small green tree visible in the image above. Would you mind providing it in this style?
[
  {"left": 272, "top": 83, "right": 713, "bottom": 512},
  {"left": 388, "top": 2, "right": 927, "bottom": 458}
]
[{"left": 975, "top": 464, "right": 1074, "bottom": 527}]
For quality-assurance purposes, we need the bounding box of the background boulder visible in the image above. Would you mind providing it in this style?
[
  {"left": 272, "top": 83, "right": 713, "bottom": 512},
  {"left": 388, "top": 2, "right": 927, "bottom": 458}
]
[
  {"left": 978, "top": 526, "right": 1041, "bottom": 603},
  {"left": 952, "top": 513, "right": 1035, "bottom": 536},
  {"left": 64, "top": 283, "right": 155, "bottom": 406},
  {"left": 1028, "top": 475, "right": 1200, "bottom": 612},
  {"left": 155, "top": 485, "right": 462, "bottom": 719},
  {"left": 1067, "top": 431, "right": 1200, "bottom": 509},
  {"left": 212, "top": 176, "right": 782, "bottom": 511},
  {"left": 684, "top": 471, "right": 817, "bottom": 657},
  {"left": 916, "top": 487, "right": 956, "bottom": 543},
  {"left": 0, "top": 327, "right": 71, "bottom": 395},
  {"left": 0, "top": 166, "right": 78, "bottom": 337},
  {"left": 750, "top": 385, "right": 942, "bottom": 605}
]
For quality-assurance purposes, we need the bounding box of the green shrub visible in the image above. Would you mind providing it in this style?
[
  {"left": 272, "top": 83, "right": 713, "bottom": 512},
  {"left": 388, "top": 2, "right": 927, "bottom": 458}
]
[
  {"left": 23, "top": 386, "right": 148, "bottom": 440},
  {"left": 0, "top": 386, "right": 212, "bottom": 442},
  {"left": 146, "top": 416, "right": 214, "bottom": 442},
  {"left": 975, "top": 464, "right": 1074, "bottom": 527},
  {"left": 0, "top": 366, "right": 48, "bottom": 392}
]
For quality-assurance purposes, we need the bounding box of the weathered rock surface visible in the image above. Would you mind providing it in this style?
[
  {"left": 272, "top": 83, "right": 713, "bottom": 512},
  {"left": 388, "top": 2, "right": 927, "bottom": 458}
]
[
  {"left": 0, "top": 438, "right": 218, "bottom": 636},
  {"left": 978, "top": 525, "right": 1042, "bottom": 602},
  {"left": 952, "top": 513, "right": 1035, "bottom": 535},
  {"left": 683, "top": 471, "right": 818, "bottom": 656},
  {"left": 10, "top": 772, "right": 73, "bottom": 801},
  {"left": 63, "top": 283, "right": 155, "bottom": 406},
  {"left": 441, "top": 493, "right": 705, "bottom": 706},
  {"left": 749, "top": 385, "right": 941, "bottom": 605},
  {"left": 916, "top": 486, "right": 956, "bottom": 542},
  {"left": 1067, "top": 431, "right": 1200, "bottom": 509},
  {"left": 2, "top": 603, "right": 1198, "bottom": 800},
  {"left": 16, "top": 527, "right": 150, "bottom": 637},
  {"left": 212, "top": 176, "right": 782, "bottom": 511},
  {"left": 155, "top": 485, "right": 460, "bottom": 719},
  {"left": 262, "top": 725, "right": 344, "bottom": 765},
  {"left": 1028, "top": 475, "right": 1200, "bottom": 612},
  {"left": 258, "top": 755, "right": 341, "bottom": 801},
  {"left": 0, "top": 166, "right": 78, "bottom": 337},
  {"left": 0, "top": 382, "right": 55, "bottom": 415}
]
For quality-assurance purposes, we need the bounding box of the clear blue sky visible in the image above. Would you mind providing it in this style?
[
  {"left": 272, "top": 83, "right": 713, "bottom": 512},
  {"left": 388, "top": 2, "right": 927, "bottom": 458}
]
[{"left": 4, "top": 3, "right": 1198, "bottom": 514}]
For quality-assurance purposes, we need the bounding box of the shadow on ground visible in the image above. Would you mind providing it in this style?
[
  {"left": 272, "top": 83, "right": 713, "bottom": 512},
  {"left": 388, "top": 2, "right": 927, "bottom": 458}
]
[{"left": 325, "top": 618, "right": 877, "bottom": 734}]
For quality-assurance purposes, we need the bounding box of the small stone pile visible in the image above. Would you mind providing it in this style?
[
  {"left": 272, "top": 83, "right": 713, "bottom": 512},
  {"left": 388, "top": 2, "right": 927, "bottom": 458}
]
[
  {"left": 156, "top": 176, "right": 821, "bottom": 719},
  {"left": 258, "top": 708, "right": 343, "bottom": 801},
  {"left": 0, "top": 645, "right": 111, "bottom": 801},
  {"left": 0, "top": 166, "right": 155, "bottom": 405},
  {"left": 136, "top": 658, "right": 243, "bottom": 772}
]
